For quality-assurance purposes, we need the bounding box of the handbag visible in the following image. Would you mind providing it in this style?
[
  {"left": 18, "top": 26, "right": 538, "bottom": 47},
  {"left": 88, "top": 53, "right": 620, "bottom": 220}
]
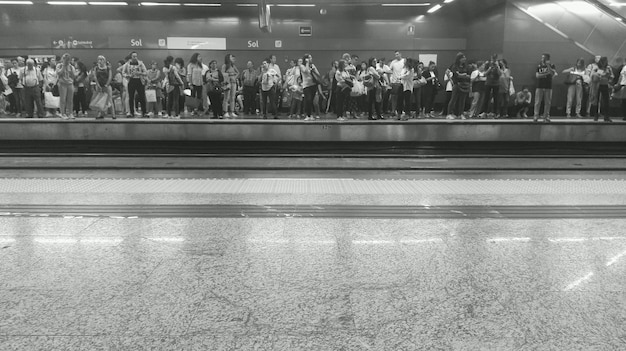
[
  {"left": 44, "top": 92, "right": 60, "bottom": 109},
  {"left": 89, "top": 91, "right": 109, "bottom": 112},
  {"left": 311, "top": 66, "right": 323, "bottom": 85},
  {"left": 145, "top": 89, "right": 157, "bottom": 103},
  {"left": 344, "top": 78, "right": 354, "bottom": 88}
]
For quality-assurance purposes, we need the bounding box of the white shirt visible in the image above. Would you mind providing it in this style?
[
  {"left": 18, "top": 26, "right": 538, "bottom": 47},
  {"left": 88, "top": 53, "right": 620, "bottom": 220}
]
[{"left": 389, "top": 58, "right": 405, "bottom": 84}]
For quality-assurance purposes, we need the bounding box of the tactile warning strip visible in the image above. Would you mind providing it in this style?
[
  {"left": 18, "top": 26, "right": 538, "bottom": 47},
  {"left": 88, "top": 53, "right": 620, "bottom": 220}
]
[
  {"left": 1, "top": 204, "right": 626, "bottom": 219},
  {"left": 0, "top": 178, "right": 625, "bottom": 194}
]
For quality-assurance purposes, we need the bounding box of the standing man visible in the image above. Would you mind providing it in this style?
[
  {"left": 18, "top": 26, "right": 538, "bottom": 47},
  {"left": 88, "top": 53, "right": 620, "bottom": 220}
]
[
  {"left": 122, "top": 51, "right": 148, "bottom": 118},
  {"left": 269, "top": 54, "right": 282, "bottom": 115},
  {"left": 389, "top": 50, "right": 405, "bottom": 118},
  {"left": 21, "top": 59, "right": 44, "bottom": 118},
  {"left": 533, "top": 53, "right": 557, "bottom": 123},
  {"left": 241, "top": 60, "right": 258, "bottom": 116},
  {"left": 6, "top": 58, "right": 24, "bottom": 117}
]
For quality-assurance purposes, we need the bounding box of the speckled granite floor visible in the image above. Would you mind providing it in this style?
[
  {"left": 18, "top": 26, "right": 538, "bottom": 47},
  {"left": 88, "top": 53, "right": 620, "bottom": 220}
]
[{"left": 1, "top": 176, "right": 625, "bottom": 350}]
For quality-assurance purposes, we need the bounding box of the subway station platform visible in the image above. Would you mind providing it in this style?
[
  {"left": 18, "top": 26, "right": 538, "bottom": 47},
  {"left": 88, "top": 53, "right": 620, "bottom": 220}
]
[{"left": 0, "top": 117, "right": 626, "bottom": 142}]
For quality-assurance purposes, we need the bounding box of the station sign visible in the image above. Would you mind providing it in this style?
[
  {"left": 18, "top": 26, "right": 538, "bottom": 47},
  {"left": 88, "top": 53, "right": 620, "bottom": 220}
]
[
  {"left": 225, "top": 38, "right": 280, "bottom": 50},
  {"left": 108, "top": 37, "right": 164, "bottom": 49},
  {"left": 299, "top": 26, "right": 312, "bottom": 36}
]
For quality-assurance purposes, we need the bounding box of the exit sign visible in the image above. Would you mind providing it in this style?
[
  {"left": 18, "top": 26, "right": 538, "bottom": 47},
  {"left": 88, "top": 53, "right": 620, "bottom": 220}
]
[{"left": 299, "top": 26, "right": 312, "bottom": 36}]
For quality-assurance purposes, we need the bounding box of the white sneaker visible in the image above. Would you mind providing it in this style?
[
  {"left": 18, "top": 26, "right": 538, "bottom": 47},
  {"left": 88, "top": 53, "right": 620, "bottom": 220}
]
[
  {"left": 230, "top": 112, "right": 238, "bottom": 118},
  {"left": 61, "top": 114, "right": 70, "bottom": 120},
  {"left": 304, "top": 116, "right": 312, "bottom": 121},
  {"left": 315, "top": 115, "right": 320, "bottom": 119},
  {"left": 45, "top": 112, "right": 53, "bottom": 118},
  {"left": 446, "top": 114, "right": 456, "bottom": 120},
  {"left": 223, "top": 112, "right": 231, "bottom": 118},
  {"left": 157, "top": 112, "right": 163, "bottom": 117},
  {"left": 69, "top": 114, "right": 76, "bottom": 119},
  {"left": 55, "top": 112, "right": 63, "bottom": 117},
  {"left": 15, "top": 113, "right": 21, "bottom": 118}
]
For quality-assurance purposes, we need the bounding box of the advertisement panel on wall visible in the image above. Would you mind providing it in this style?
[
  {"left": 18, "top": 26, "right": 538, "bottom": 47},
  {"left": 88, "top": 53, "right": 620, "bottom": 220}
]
[{"left": 166, "top": 37, "right": 226, "bottom": 50}]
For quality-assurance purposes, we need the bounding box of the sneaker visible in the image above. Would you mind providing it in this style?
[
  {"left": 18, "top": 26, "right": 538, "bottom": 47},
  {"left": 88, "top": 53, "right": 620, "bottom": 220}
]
[
  {"left": 223, "top": 112, "right": 231, "bottom": 118},
  {"left": 61, "top": 114, "right": 70, "bottom": 120},
  {"left": 69, "top": 114, "right": 76, "bottom": 120},
  {"left": 544, "top": 117, "right": 551, "bottom": 123},
  {"left": 172, "top": 115, "right": 180, "bottom": 119},
  {"left": 304, "top": 116, "right": 313, "bottom": 121},
  {"left": 158, "top": 112, "right": 163, "bottom": 117},
  {"left": 533, "top": 116, "right": 538, "bottom": 122},
  {"left": 446, "top": 114, "right": 455, "bottom": 120},
  {"left": 15, "top": 113, "right": 21, "bottom": 118},
  {"left": 54, "top": 111, "right": 62, "bottom": 117},
  {"left": 521, "top": 113, "right": 528, "bottom": 119},
  {"left": 230, "top": 112, "right": 238, "bottom": 118},
  {"left": 575, "top": 113, "right": 582, "bottom": 118},
  {"left": 315, "top": 115, "right": 320, "bottom": 119},
  {"left": 45, "top": 112, "right": 53, "bottom": 118},
  {"left": 126, "top": 113, "right": 132, "bottom": 118},
  {"left": 566, "top": 114, "right": 571, "bottom": 119},
  {"left": 337, "top": 117, "right": 346, "bottom": 121}
]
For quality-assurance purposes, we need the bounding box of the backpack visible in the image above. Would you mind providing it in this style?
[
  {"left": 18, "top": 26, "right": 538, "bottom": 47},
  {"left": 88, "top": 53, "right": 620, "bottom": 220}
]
[
  {"left": 7, "top": 70, "right": 19, "bottom": 89},
  {"left": 168, "top": 67, "right": 181, "bottom": 86}
]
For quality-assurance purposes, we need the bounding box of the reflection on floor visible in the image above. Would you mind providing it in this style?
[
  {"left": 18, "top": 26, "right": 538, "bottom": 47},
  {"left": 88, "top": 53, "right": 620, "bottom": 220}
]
[{"left": 1, "top": 178, "right": 626, "bottom": 350}]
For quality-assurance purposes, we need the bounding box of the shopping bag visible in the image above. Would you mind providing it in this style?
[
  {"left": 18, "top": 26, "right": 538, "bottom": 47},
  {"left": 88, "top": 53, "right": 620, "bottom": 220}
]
[
  {"left": 145, "top": 89, "right": 157, "bottom": 103},
  {"left": 89, "top": 92, "right": 109, "bottom": 112},
  {"left": 44, "top": 92, "right": 60, "bottom": 109},
  {"left": 351, "top": 81, "right": 365, "bottom": 97}
]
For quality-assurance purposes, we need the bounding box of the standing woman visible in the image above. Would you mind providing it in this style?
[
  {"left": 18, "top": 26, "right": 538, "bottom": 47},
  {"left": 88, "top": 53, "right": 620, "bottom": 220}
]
[
  {"left": 334, "top": 60, "right": 352, "bottom": 121},
  {"left": 591, "top": 56, "right": 613, "bottom": 122},
  {"left": 357, "top": 61, "right": 370, "bottom": 117},
  {"left": 221, "top": 53, "right": 239, "bottom": 118},
  {"left": 562, "top": 58, "right": 586, "bottom": 118},
  {"left": 146, "top": 61, "right": 163, "bottom": 118},
  {"left": 187, "top": 53, "right": 206, "bottom": 116},
  {"left": 398, "top": 58, "right": 415, "bottom": 120},
  {"left": 43, "top": 56, "right": 60, "bottom": 117},
  {"left": 164, "top": 56, "right": 183, "bottom": 119},
  {"left": 498, "top": 59, "right": 512, "bottom": 118},
  {"left": 73, "top": 61, "right": 89, "bottom": 117},
  {"left": 175, "top": 57, "right": 186, "bottom": 117},
  {"left": 56, "top": 53, "right": 77, "bottom": 119},
  {"left": 412, "top": 61, "right": 426, "bottom": 118},
  {"left": 480, "top": 55, "right": 502, "bottom": 118},
  {"left": 300, "top": 53, "right": 320, "bottom": 121},
  {"left": 204, "top": 60, "right": 224, "bottom": 119},
  {"left": 123, "top": 51, "right": 148, "bottom": 118},
  {"left": 421, "top": 61, "right": 439, "bottom": 118},
  {"left": 446, "top": 52, "right": 470, "bottom": 120},
  {"left": 469, "top": 61, "right": 486, "bottom": 118},
  {"left": 93, "top": 55, "right": 114, "bottom": 119},
  {"left": 364, "top": 57, "right": 382, "bottom": 120}
]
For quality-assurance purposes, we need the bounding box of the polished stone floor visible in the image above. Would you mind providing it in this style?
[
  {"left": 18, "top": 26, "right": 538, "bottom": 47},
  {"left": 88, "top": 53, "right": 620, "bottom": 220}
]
[{"left": 1, "top": 177, "right": 626, "bottom": 350}]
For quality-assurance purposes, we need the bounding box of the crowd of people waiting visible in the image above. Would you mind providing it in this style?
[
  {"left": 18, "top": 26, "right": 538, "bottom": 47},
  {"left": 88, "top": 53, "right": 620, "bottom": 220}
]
[{"left": 0, "top": 50, "right": 625, "bottom": 122}]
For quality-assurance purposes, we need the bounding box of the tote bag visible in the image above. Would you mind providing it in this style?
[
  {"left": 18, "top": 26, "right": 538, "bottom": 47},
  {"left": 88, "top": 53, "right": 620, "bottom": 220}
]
[
  {"left": 145, "top": 89, "right": 157, "bottom": 103},
  {"left": 89, "top": 92, "right": 109, "bottom": 112},
  {"left": 44, "top": 92, "right": 60, "bottom": 109}
]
